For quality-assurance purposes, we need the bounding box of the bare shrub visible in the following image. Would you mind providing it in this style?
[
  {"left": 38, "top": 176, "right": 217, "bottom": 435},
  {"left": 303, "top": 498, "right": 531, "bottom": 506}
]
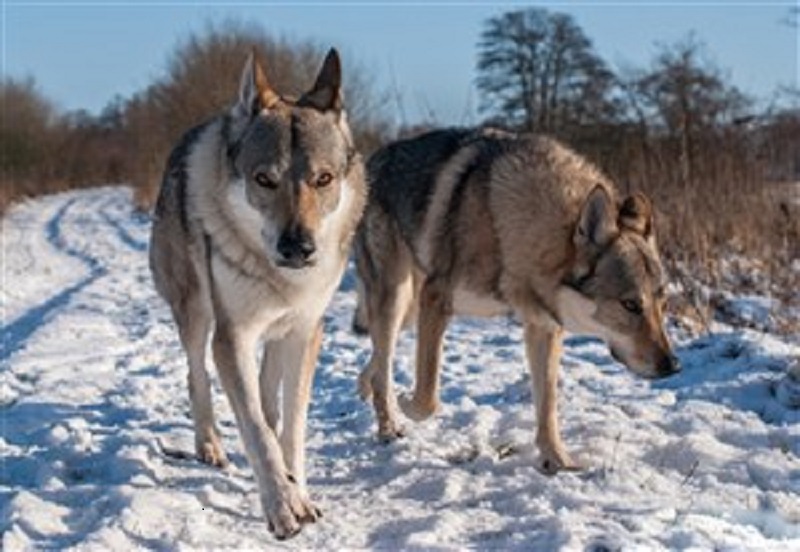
[
  {"left": 1, "top": 78, "right": 130, "bottom": 212},
  {"left": 1, "top": 77, "right": 59, "bottom": 207},
  {"left": 125, "top": 20, "right": 391, "bottom": 211}
]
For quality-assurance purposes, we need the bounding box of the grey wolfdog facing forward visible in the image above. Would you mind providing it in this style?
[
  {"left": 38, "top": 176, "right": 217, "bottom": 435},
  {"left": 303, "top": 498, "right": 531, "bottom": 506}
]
[
  {"left": 149, "top": 49, "right": 366, "bottom": 539},
  {"left": 355, "top": 127, "right": 679, "bottom": 474}
]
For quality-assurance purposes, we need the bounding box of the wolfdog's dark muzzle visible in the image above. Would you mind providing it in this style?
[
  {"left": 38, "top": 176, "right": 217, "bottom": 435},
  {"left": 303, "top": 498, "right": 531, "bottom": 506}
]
[
  {"left": 657, "top": 353, "right": 681, "bottom": 378},
  {"left": 277, "top": 227, "right": 316, "bottom": 269}
]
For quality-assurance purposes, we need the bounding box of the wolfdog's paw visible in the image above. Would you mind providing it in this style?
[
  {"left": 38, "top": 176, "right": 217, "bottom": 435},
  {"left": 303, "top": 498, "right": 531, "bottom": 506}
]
[
  {"left": 377, "top": 420, "right": 406, "bottom": 443},
  {"left": 537, "top": 446, "right": 582, "bottom": 476},
  {"left": 399, "top": 393, "right": 439, "bottom": 421},
  {"left": 196, "top": 438, "right": 228, "bottom": 468},
  {"left": 266, "top": 480, "right": 322, "bottom": 540}
]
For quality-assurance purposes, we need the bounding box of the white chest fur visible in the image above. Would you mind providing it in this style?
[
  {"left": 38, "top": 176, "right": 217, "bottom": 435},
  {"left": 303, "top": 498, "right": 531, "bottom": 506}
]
[
  {"left": 210, "top": 177, "right": 355, "bottom": 339},
  {"left": 212, "top": 254, "right": 345, "bottom": 340}
]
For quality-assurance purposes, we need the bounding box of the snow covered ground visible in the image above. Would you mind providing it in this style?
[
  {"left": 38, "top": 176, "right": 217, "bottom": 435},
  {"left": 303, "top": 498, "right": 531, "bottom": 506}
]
[{"left": 2, "top": 187, "right": 798, "bottom": 550}]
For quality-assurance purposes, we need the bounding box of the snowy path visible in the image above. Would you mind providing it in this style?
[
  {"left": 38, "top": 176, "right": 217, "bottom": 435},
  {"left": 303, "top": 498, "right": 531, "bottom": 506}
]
[{"left": 1, "top": 187, "right": 798, "bottom": 550}]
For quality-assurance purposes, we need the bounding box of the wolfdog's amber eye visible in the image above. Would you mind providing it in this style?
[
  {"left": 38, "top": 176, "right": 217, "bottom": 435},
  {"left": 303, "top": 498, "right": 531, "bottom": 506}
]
[
  {"left": 253, "top": 171, "right": 276, "bottom": 189},
  {"left": 621, "top": 299, "right": 643, "bottom": 315},
  {"left": 315, "top": 172, "right": 334, "bottom": 188}
]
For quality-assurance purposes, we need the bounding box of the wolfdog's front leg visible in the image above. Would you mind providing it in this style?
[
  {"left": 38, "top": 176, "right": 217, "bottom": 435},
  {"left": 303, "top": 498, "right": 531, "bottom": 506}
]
[
  {"left": 271, "top": 323, "right": 322, "bottom": 490},
  {"left": 259, "top": 344, "right": 282, "bottom": 432},
  {"left": 176, "top": 301, "right": 227, "bottom": 468},
  {"left": 359, "top": 273, "right": 414, "bottom": 441},
  {"left": 212, "top": 324, "right": 319, "bottom": 539},
  {"left": 523, "top": 321, "right": 579, "bottom": 475}
]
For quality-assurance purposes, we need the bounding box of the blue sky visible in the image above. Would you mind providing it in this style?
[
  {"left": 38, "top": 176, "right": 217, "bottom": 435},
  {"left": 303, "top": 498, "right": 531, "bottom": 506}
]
[{"left": 2, "top": 1, "right": 797, "bottom": 126}]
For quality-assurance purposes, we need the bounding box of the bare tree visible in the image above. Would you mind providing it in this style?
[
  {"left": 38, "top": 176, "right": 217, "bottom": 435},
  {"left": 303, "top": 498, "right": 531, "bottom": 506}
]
[
  {"left": 634, "top": 35, "right": 751, "bottom": 185},
  {"left": 476, "top": 8, "right": 616, "bottom": 134}
]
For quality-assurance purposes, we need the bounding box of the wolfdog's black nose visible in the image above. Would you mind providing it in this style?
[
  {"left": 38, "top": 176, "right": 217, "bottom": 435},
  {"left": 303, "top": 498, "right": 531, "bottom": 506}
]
[
  {"left": 277, "top": 228, "right": 316, "bottom": 268},
  {"left": 657, "top": 354, "right": 681, "bottom": 377}
]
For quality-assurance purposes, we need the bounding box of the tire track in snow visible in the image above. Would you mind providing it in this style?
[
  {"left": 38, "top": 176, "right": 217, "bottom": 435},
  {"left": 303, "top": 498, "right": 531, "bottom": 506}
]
[
  {"left": 97, "top": 198, "right": 149, "bottom": 254},
  {"left": 1, "top": 193, "right": 150, "bottom": 362},
  {"left": 1, "top": 199, "right": 107, "bottom": 363},
  {"left": 1, "top": 190, "right": 183, "bottom": 549}
]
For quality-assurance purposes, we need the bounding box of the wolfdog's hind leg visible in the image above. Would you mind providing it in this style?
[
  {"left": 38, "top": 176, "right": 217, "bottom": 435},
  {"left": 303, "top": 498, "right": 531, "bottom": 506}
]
[
  {"left": 177, "top": 295, "right": 227, "bottom": 468},
  {"left": 400, "top": 278, "right": 451, "bottom": 421},
  {"left": 351, "top": 277, "right": 369, "bottom": 335}
]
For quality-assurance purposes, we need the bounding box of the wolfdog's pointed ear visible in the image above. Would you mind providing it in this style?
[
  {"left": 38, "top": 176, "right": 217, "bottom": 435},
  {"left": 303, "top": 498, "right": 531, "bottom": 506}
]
[
  {"left": 236, "top": 50, "right": 280, "bottom": 117},
  {"left": 619, "top": 192, "right": 654, "bottom": 239},
  {"left": 299, "top": 48, "right": 342, "bottom": 112},
  {"left": 575, "top": 185, "right": 617, "bottom": 248}
]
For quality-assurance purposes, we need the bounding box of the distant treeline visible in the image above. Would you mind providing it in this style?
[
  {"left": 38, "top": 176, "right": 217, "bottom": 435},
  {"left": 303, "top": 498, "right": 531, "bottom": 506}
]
[
  {"left": 2, "top": 13, "right": 798, "bottom": 315},
  {"left": 1, "top": 21, "right": 391, "bottom": 214}
]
